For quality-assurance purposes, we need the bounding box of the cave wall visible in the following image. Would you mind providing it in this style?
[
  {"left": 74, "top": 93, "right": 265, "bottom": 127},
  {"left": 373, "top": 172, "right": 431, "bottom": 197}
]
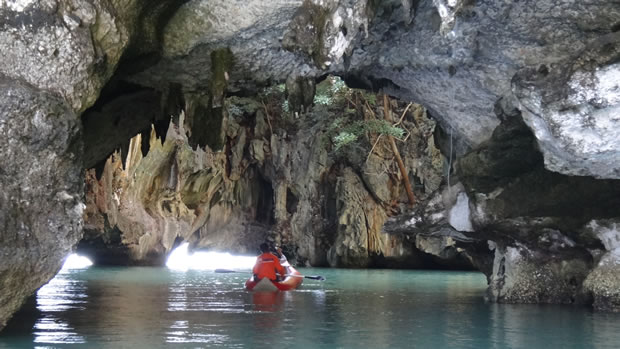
[
  {"left": 2, "top": 0, "right": 620, "bottom": 331},
  {"left": 0, "top": 0, "right": 196, "bottom": 330},
  {"left": 0, "top": 0, "right": 133, "bottom": 329}
]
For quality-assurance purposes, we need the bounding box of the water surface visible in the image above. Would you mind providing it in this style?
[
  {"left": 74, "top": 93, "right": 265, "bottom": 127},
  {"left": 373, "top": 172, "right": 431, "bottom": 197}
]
[{"left": 2, "top": 267, "right": 619, "bottom": 348}]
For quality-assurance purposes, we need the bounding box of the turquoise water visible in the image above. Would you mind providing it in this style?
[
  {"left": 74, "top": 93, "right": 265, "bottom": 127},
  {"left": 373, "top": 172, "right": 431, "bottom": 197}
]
[{"left": 2, "top": 267, "right": 620, "bottom": 348}]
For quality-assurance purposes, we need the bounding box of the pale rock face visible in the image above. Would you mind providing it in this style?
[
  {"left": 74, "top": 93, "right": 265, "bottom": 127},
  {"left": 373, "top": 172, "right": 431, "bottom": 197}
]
[
  {"left": 516, "top": 61, "right": 620, "bottom": 179},
  {"left": 0, "top": 0, "right": 37, "bottom": 12},
  {"left": 448, "top": 192, "right": 473, "bottom": 232}
]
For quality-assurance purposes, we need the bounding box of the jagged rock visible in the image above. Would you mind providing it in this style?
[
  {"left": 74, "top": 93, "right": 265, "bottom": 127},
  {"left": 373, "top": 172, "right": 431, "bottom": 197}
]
[
  {"left": 81, "top": 114, "right": 268, "bottom": 263},
  {"left": 383, "top": 180, "right": 486, "bottom": 271},
  {"left": 0, "top": 77, "right": 83, "bottom": 329},
  {"left": 415, "top": 233, "right": 457, "bottom": 260},
  {"left": 327, "top": 168, "right": 388, "bottom": 267},
  {"left": 81, "top": 86, "right": 168, "bottom": 169}
]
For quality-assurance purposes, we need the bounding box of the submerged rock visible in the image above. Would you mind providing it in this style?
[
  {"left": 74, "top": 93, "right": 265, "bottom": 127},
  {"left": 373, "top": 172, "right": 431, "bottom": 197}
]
[{"left": 487, "top": 244, "right": 591, "bottom": 305}]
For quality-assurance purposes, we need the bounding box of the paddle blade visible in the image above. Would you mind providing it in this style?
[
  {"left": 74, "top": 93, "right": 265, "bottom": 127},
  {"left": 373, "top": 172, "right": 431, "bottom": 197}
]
[
  {"left": 214, "top": 269, "right": 238, "bottom": 273},
  {"left": 305, "top": 275, "right": 325, "bottom": 281}
]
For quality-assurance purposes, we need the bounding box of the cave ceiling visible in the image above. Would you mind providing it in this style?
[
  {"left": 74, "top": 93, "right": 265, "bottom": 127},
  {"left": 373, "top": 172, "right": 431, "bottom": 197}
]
[{"left": 87, "top": 0, "right": 620, "bottom": 179}]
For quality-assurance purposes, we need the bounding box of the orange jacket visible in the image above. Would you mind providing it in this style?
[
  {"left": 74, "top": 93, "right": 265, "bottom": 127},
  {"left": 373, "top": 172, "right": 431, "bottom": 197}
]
[{"left": 253, "top": 252, "right": 286, "bottom": 281}]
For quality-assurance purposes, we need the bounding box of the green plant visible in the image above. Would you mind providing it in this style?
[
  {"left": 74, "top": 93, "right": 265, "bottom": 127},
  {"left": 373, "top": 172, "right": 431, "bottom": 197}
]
[
  {"left": 314, "top": 94, "right": 332, "bottom": 105},
  {"left": 331, "top": 119, "right": 404, "bottom": 151}
]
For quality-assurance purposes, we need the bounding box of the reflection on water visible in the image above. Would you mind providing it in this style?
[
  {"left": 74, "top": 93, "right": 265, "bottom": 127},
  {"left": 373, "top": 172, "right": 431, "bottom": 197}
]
[
  {"left": 251, "top": 292, "right": 285, "bottom": 312},
  {"left": 31, "top": 256, "right": 92, "bottom": 345},
  {"left": 166, "top": 243, "right": 256, "bottom": 271},
  {"left": 2, "top": 268, "right": 620, "bottom": 348}
]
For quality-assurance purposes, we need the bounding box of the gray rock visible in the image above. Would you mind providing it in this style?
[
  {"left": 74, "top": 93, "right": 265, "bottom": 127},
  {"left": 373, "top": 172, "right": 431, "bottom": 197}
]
[
  {"left": 350, "top": 0, "right": 620, "bottom": 165},
  {"left": 0, "top": 77, "right": 83, "bottom": 329},
  {"left": 0, "top": 0, "right": 131, "bottom": 112},
  {"left": 487, "top": 244, "right": 591, "bottom": 304},
  {"left": 513, "top": 33, "right": 620, "bottom": 179}
]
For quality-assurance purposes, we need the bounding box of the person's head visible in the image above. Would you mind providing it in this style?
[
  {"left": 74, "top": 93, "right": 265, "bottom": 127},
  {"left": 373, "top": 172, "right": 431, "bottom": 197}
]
[{"left": 259, "top": 243, "right": 270, "bottom": 253}]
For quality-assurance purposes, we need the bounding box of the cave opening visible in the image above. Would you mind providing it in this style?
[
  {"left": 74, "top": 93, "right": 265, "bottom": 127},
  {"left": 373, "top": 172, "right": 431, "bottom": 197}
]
[{"left": 166, "top": 242, "right": 255, "bottom": 271}]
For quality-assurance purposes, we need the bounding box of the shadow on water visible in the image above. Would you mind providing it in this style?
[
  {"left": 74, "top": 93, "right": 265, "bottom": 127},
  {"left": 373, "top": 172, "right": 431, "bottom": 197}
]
[{"left": 1, "top": 295, "right": 39, "bottom": 344}]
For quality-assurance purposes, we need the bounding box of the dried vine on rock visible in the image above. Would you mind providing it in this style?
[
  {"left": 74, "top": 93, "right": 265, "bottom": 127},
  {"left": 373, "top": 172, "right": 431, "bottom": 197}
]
[{"left": 383, "top": 94, "right": 416, "bottom": 207}]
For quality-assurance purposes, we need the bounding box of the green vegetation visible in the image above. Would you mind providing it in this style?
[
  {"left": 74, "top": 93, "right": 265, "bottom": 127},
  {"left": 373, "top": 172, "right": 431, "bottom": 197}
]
[
  {"left": 314, "top": 76, "right": 405, "bottom": 155},
  {"left": 327, "top": 117, "right": 405, "bottom": 151},
  {"left": 227, "top": 75, "right": 406, "bottom": 158}
]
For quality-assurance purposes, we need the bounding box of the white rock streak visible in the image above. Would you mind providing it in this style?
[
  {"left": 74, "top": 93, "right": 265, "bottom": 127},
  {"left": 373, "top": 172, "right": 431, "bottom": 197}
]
[
  {"left": 588, "top": 220, "right": 620, "bottom": 266},
  {"left": 0, "top": 0, "right": 36, "bottom": 12},
  {"left": 449, "top": 192, "right": 474, "bottom": 232}
]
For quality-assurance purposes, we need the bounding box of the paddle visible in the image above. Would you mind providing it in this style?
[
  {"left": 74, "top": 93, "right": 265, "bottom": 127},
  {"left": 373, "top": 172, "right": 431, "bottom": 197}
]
[
  {"left": 214, "top": 269, "right": 239, "bottom": 273},
  {"left": 214, "top": 269, "right": 325, "bottom": 281},
  {"left": 286, "top": 274, "right": 325, "bottom": 281}
]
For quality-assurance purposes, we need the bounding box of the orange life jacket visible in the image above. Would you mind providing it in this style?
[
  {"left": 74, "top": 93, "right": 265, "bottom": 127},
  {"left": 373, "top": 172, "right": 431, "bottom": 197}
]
[{"left": 253, "top": 252, "right": 286, "bottom": 281}]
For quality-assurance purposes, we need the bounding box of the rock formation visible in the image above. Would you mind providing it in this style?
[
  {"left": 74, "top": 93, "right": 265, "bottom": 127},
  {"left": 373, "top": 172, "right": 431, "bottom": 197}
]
[
  {"left": 81, "top": 81, "right": 446, "bottom": 268},
  {"left": 0, "top": 0, "right": 191, "bottom": 329},
  {"left": 1, "top": 0, "right": 620, "bottom": 330}
]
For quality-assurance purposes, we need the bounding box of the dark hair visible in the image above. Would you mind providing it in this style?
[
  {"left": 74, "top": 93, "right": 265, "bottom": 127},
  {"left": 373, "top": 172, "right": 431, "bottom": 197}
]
[{"left": 259, "top": 243, "right": 270, "bottom": 253}]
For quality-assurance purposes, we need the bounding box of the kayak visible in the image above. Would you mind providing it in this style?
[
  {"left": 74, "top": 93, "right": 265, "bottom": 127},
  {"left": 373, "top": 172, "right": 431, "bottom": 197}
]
[{"left": 245, "top": 262, "right": 303, "bottom": 291}]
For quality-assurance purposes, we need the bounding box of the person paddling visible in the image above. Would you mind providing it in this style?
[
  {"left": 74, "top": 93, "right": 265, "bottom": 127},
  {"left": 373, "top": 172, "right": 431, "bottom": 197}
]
[
  {"left": 253, "top": 243, "right": 286, "bottom": 282},
  {"left": 275, "top": 246, "right": 288, "bottom": 265}
]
